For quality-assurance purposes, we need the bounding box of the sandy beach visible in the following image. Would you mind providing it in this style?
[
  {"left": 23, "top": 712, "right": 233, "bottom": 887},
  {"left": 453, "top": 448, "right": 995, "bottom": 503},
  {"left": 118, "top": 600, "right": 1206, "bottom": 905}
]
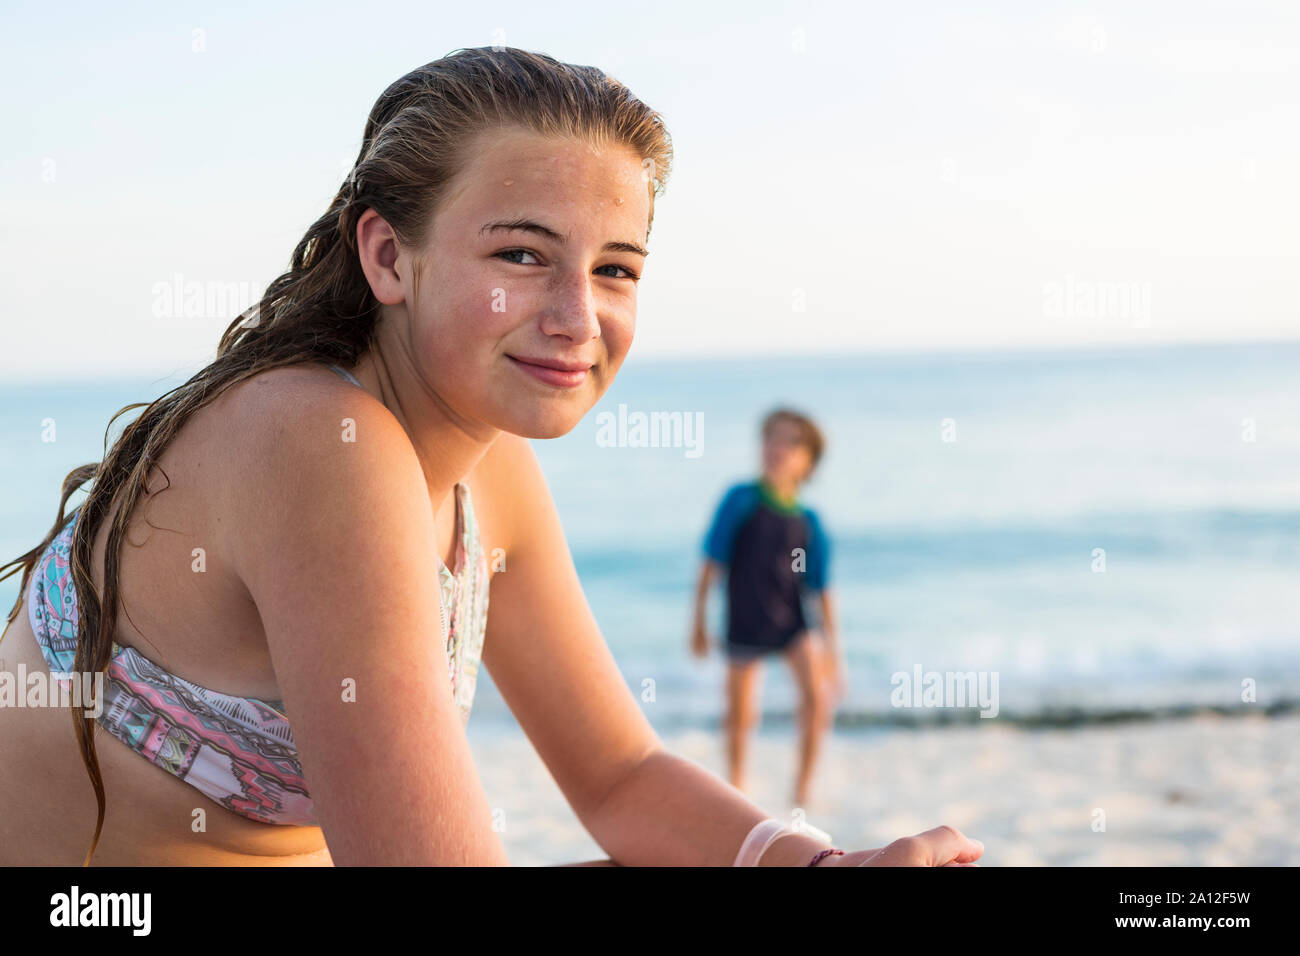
[{"left": 468, "top": 712, "right": 1300, "bottom": 866}]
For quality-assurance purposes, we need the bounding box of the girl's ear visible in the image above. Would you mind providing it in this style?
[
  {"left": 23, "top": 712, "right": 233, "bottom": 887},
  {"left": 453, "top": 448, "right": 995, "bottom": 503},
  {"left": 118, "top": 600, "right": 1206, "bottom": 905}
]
[{"left": 356, "top": 208, "right": 407, "bottom": 306}]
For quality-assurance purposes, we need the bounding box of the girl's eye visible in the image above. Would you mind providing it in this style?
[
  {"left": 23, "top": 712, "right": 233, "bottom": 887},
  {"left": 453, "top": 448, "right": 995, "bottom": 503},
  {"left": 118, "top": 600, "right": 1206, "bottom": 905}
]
[
  {"left": 596, "top": 263, "right": 640, "bottom": 281},
  {"left": 496, "top": 249, "right": 540, "bottom": 266},
  {"left": 496, "top": 249, "right": 639, "bottom": 281}
]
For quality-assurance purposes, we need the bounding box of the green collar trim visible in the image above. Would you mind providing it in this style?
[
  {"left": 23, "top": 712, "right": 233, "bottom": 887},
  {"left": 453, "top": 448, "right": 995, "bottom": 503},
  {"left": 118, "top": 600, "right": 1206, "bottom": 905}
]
[{"left": 757, "top": 477, "right": 801, "bottom": 515}]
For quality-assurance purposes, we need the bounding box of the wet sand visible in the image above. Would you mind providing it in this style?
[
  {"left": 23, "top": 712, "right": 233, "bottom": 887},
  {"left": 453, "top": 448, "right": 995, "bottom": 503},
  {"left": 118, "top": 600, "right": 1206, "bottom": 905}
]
[{"left": 469, "top": 711, "right": 1300, "bottom": 866}]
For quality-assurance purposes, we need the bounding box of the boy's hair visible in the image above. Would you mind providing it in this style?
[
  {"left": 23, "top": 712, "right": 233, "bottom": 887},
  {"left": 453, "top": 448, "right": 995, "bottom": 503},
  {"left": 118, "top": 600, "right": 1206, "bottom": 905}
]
[{"left": 761, "top": 408, "right": 826, "bottom": 476}]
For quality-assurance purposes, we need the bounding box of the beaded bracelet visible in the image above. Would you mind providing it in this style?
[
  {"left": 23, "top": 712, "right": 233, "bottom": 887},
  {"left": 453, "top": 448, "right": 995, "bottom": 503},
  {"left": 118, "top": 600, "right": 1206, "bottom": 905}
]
[{"left": 807, "top": 848, "right": 846, "bottom": 867}]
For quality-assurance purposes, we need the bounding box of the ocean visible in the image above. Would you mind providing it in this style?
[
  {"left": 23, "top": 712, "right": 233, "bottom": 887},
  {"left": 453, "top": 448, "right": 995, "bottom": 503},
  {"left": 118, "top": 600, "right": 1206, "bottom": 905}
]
[{"left": 2, "top": 342, "right": 1297, "bottom": 734}]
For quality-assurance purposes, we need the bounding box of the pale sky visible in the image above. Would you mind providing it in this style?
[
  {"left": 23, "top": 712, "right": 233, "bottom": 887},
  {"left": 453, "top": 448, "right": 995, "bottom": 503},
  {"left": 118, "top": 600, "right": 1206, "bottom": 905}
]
[{"left": 2, "top": 0, "right": 1296, "bottom": 383}]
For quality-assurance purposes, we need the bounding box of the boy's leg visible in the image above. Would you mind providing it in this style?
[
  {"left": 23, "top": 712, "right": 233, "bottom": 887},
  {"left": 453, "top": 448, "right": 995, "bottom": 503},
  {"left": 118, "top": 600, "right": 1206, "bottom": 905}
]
[
  {"left": 725, "top": 653, "right": 763, "bottom": 793},
  {"left": 785, "top": 630, "right": 831, "bottom": 808}
]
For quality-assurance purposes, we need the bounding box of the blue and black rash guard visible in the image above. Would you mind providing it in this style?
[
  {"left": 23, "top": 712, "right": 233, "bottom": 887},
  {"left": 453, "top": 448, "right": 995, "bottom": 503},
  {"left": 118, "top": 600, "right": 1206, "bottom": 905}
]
[{"left": 702, "top": 479, "right": 830, "bottom": 652}]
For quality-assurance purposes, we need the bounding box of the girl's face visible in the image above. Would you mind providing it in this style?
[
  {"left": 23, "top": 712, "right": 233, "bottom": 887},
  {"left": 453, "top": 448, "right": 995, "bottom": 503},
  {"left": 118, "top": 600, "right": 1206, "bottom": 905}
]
[
  {"left": 762, "top": 418, "right": 814, "bottom": 486},
  {"left": 390, "top": 126, "right": 651, "bottom": 440}
]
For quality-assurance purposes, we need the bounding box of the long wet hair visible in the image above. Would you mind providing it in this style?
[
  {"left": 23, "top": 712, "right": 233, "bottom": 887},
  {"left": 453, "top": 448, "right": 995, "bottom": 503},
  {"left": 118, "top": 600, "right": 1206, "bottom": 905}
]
[{"left": 0, "top": 46, "right": 673, "bottom": 865}]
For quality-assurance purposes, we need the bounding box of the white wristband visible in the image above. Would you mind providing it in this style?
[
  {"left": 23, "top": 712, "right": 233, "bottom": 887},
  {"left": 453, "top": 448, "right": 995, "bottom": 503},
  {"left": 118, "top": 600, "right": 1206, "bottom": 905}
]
[{"left": 733, "top": 818, "right": 793, "bottom": 867}]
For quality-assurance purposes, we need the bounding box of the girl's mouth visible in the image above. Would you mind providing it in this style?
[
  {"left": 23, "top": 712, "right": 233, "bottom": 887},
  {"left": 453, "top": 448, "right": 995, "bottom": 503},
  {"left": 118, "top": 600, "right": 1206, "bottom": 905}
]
[{"left": 507, "top": 355, "right": 590, "bottom": 388}]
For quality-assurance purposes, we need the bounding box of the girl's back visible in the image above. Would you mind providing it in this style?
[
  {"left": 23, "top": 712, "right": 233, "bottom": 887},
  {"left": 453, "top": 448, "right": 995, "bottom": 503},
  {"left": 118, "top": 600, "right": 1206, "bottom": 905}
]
[{"left": 0, "top": 364, "right": 471, "bottom": 865}]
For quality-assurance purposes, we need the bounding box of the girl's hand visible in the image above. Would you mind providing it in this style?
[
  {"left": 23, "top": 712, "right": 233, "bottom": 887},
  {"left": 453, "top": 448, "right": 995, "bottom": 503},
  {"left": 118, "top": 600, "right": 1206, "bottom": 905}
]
[{"left": 819, "top": 826, "right": 984, "bottom": 867}]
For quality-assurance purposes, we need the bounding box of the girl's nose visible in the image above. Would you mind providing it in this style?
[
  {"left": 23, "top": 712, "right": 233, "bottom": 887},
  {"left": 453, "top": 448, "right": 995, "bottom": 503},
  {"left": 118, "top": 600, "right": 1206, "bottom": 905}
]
[{"left": 538, "top": 273, "right": 601, "bottom": 341}]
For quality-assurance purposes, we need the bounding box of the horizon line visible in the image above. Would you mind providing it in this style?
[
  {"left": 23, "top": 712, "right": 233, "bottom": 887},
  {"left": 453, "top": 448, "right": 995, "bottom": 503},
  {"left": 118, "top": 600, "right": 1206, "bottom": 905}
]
[{"left": 1, "top": 335, "right": 1296, "bottom": 389}]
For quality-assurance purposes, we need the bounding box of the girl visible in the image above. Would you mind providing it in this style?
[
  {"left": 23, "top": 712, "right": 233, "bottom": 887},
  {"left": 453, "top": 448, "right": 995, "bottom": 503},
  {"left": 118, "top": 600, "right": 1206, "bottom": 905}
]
[{"left": 0, "top": 47, "right": 982, "bottom": 867}]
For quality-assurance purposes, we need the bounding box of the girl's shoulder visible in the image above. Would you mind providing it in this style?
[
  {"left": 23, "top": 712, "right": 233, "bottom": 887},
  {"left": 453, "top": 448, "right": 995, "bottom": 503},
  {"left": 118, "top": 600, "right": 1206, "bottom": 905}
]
[
  {"left": 216, "top": 362, "right": 378, "bottom": 415},
  {"left": 202, "top": 362, "right": 421, "bottom": 517},
  {"left": 213, "top": 363, "right": 406, "bottom": 452}
]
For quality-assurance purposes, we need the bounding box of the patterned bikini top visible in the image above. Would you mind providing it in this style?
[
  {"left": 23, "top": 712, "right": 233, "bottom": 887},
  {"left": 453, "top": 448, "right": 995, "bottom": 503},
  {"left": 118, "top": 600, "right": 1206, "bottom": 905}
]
[{"left": 26, "top": 367, "right": 491, "bottom": 827}]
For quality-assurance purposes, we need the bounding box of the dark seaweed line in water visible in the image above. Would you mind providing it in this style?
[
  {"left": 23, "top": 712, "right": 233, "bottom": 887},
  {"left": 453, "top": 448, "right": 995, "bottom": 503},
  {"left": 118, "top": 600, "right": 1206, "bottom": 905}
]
[{"left": 669, "top": 699, "right": 1300, "bottom": 734}]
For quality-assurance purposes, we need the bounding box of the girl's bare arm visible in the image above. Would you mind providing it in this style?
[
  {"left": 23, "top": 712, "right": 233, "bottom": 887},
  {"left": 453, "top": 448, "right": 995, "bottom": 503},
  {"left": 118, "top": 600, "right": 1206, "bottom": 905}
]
[
  {"left": 222, "top": 377, "right": 510, "bottom": 865},
  {"left": 479, "top": 436, "right": 834, "bottom": 865}
]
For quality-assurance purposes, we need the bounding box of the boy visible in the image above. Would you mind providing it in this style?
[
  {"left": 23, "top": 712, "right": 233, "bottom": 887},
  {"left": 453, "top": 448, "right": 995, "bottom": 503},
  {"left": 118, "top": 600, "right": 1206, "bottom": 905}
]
[{"left": 691, "top": 408, "right": 843, "bottom": 808}]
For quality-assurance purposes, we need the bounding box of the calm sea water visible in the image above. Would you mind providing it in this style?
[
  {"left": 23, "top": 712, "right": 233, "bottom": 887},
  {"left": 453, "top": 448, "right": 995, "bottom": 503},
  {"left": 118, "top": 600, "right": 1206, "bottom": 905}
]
[{"left": 2, "top": 342, "right": 1297, "bottom": 732}]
